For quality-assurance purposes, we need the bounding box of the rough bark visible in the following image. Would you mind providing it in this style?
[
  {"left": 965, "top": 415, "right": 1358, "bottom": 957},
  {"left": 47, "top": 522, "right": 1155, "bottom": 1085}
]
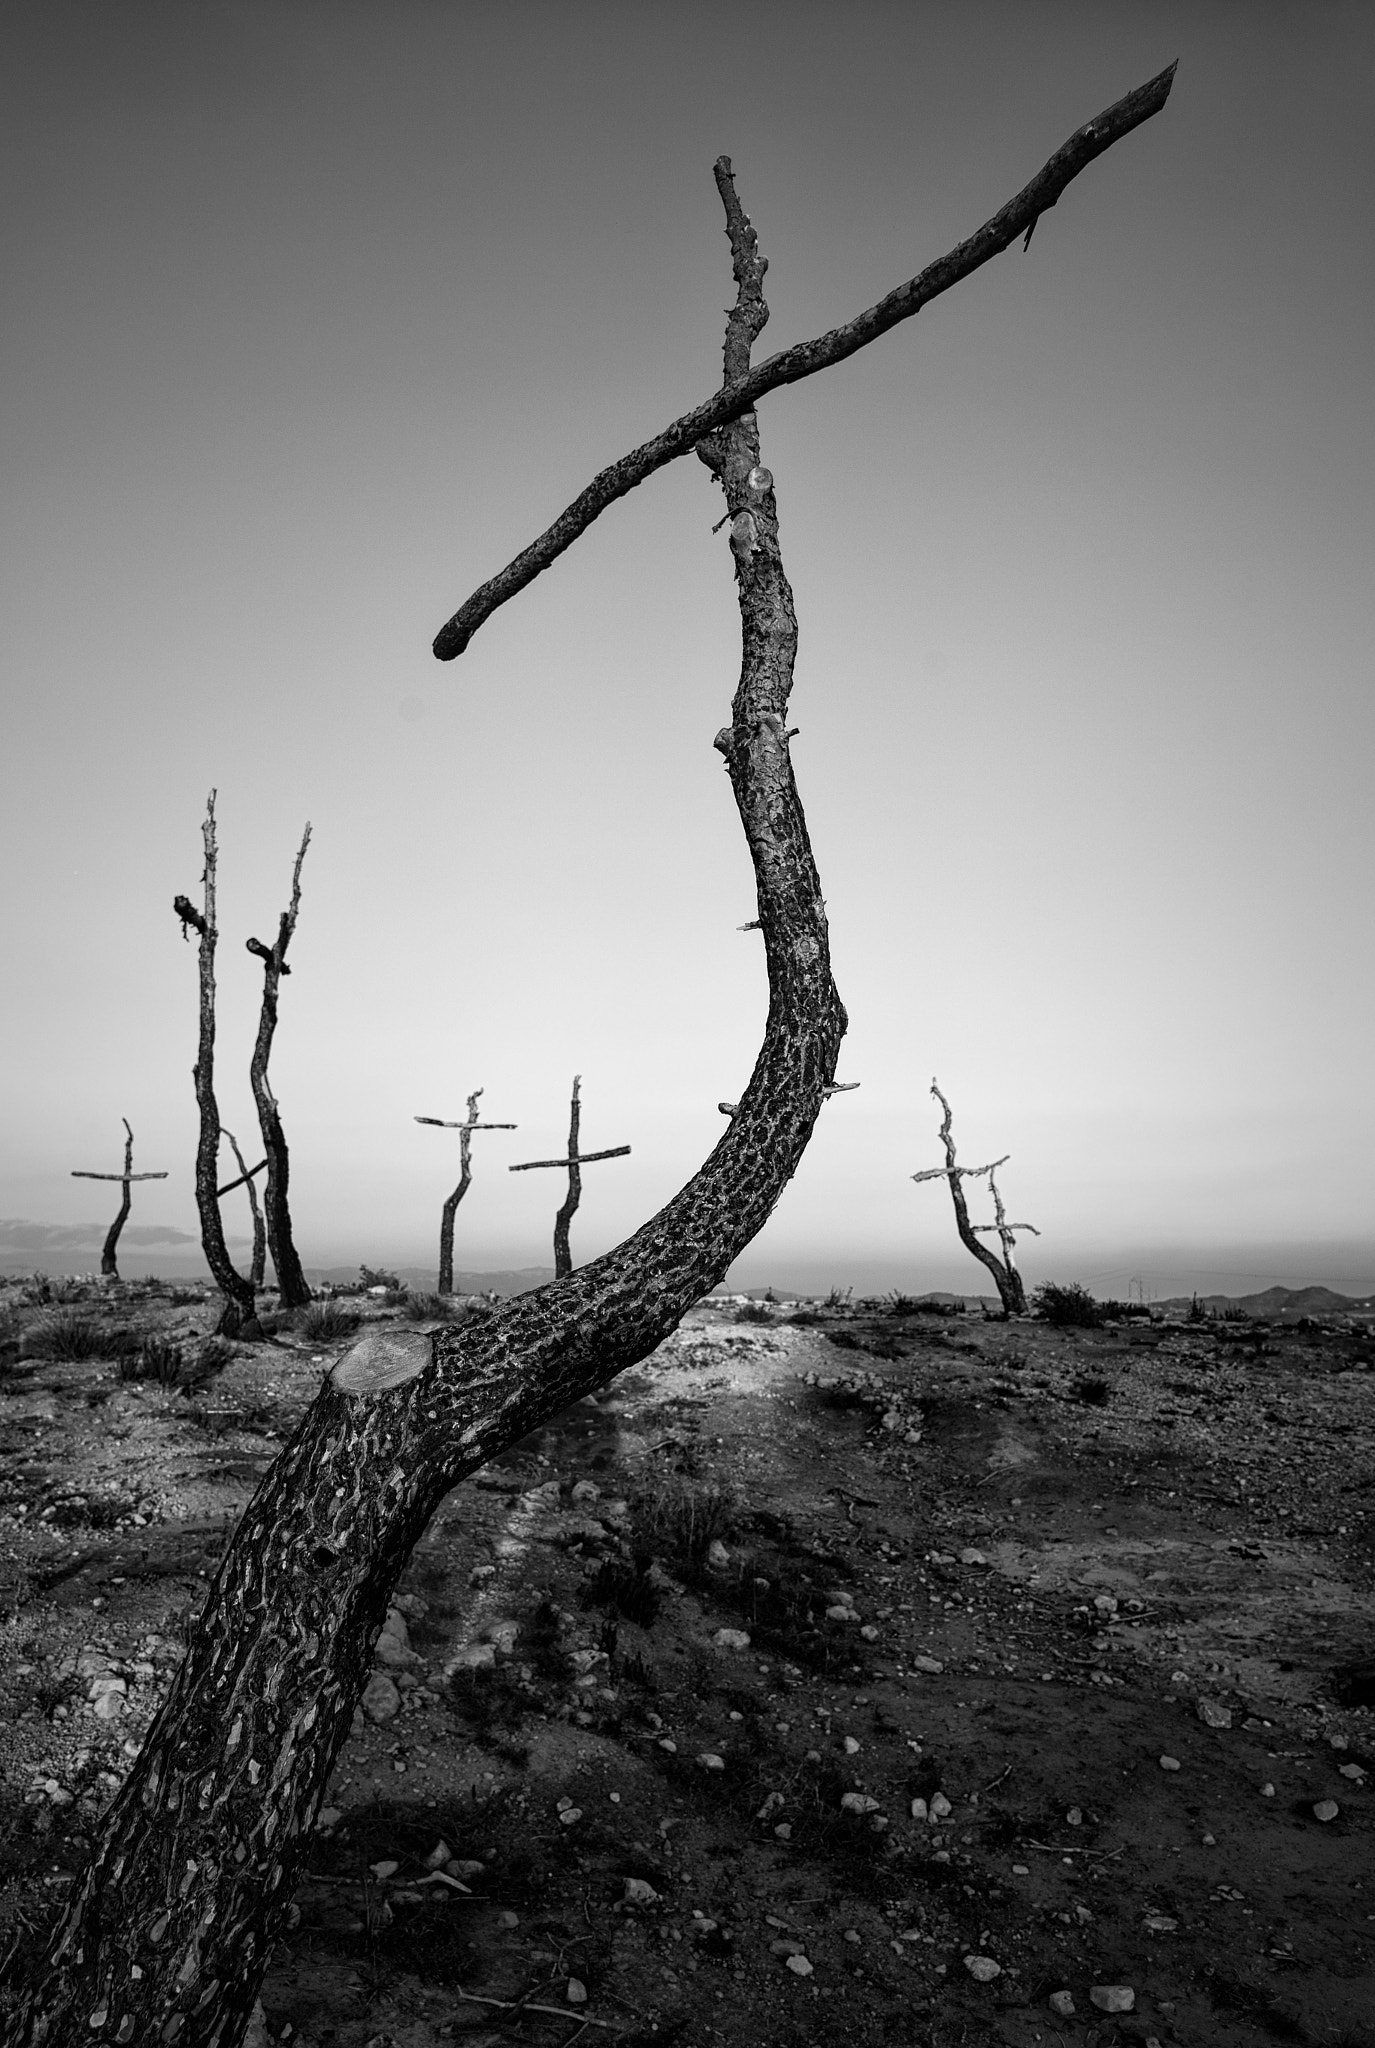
[
  {"left": 913, "top": 1079, "right": 1029, "bottom": 1315},
  {"left": 219, "top": 1130, "right": 267, "bottom": 1292},
  {"left": 70, "top": 1121, "right": 167, "bottom": 1280},
  {"left": 6, "top": 72, "right": 1173, "bottom": 2048},
  {"left": 415, "top": 1090, "right": 518, "bottom": 1294},
  {"left": 507, "top": 1075, "right": 631, "bottom": 1279},
  {"left": 246, "top": 827, "right": 312, "bottom": 1309},
  {"left": 432, "top": 63, "right": 1176, "bottom": 660},
  {"left": 172, "top": 796, "right": 262, "bottom": 1340}
]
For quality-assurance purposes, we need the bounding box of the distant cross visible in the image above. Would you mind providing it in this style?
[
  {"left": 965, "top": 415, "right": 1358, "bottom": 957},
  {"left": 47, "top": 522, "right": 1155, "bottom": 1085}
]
[
  {"left": 508, "top": 1074, "right": 630, "bottom": 1278},
  {"left": 416, "top": 1087, "right": 518, "bottom": 1295},
  {"left": 218, "top": 1129, "right": 269, "bottom": 1289},
  {"left": 71, "top": 1119, "right": 168, "bottom": 1280}
]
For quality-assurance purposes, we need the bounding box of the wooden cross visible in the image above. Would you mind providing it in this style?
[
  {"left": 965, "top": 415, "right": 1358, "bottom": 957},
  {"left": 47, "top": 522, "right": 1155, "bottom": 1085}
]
[
  {"left": 970, "top": 1164, "right": 1040, "bottom": 1276},
  {"left": 416, "top": 1087, "right": 518, "bottom": 1294},
  {"left": 219, "top": 1128, "right": 269, "bottom": 1289},
  {"left": 508, "top": 1074, "right": 630, "bottom": 1278},
  {"left": 71, "top": 1118, "right": 169, "bottom": 1279}
]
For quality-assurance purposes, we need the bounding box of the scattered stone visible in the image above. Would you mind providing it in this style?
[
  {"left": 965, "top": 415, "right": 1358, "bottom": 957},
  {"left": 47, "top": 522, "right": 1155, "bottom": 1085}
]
[
  {"left": 769, "top": 1937, "right": 806, "bottom": 1958},
  {"left": 859, "top": 1624, "right": 880, "bottom": 1641},
  {"left": 840, "top": 1793, "right": 881, "bottom": 1815},
  {"left": 785, "top": 1954, "right": 813, "bottom": 1977},
  {"left": 959, "top": 1548, "right": 989, "bottom": 1567},
  {"left": 1142, "top": 1912, "right": 1179, "bottom": 1933},
  {"left": 757, "top": 1791, "right": 785, "bottom": 1822},
  {"left": 622, "top": 1878, "right": 660, "bottom": 1907},
  {"left": 483, "top": 1619, "right": 521, "bottom": 1655},
  {"left": 374, "top": 1608, "right": 419, "bottom": 1667},
  {"left": 657, "top": 1738, "right": 678, "bottom": 1754},
  {"left": 928, "top": 1791, "right": 953, "bottom": 1819},
  {"left": 909, "top": 1797, "right": 928, "bottom": 1821},
  {"left": 1066, "top": 1807, "right": 1083, "bottom": 1826},
  {"left": 1089, "top": 1985, "right": 1135, "bottom": 2013},
  {"left": 911, "top": 1655, "right": 944, "bottom": 1675},
  {"left": 566, "top": 1978, "right": 588, "bottom": 2005},
  {"left": 826, "top": 1604, "right": 856, "bottom": 1623},
  {"left": 1261, "top": 1782, "right": 1276, "bottom": 1797},
  {"left": 423, "top": 1839, "right": 452, "bottom": 1869},
  {"left": 1048, "top": 1990, "right": 1076, "bottom": 2018},
  {"left": 557, "top": 1806, "right": 583, "bottom": 1826},
  {"left": 706, "top": 1539, "right": 730, "bottom": 1569},
  {"left": 1158, "top": 1754, "right": 1182, "bottom": 1772},
  {"left": 773, "top": 1823, "right": 792, "bottom": 1839},
  {"left": 843, "top": 1736, "right": 861, "bottom": 1755},
  {"left": 369, "top": 1859, "right": 399, "bottom": 1880},
  {"left": 697, "top": 1753, "right": 726, "bottom": 1772},
  {"left": 570, "top": 1480, "right": 600, "bottom": 1506},
  {"left": 713, "top": 1629, "right": 751, "bottom": 1652},
  {"left": 1312, "top": 1800, "right": 1340, "bottom": 1823},
  {"left": 965, "top": 1955, "right": 1001, "bottom": 1982},
  {"left": 497, "top": 1909, "right": 519, "bottom": 1929},
  {"left": 445, "top": 1642, "right": 497, "bottom": 1674},
  {"left": 1196, "top": 1697, "right": 1232, "bottom": 1729},
  {"left": 361, "top": 1673, "right": 401, "bottom": 1724},
  {"left": 1338, "top": 1763, "right": 1366, "bottom": 1783},
  {"left": 315, "top": 1807, "right": 343, "bottom": 1833}
]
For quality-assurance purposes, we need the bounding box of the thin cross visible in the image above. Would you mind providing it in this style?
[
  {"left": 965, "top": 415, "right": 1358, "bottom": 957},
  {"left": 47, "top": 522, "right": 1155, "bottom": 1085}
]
[
  {"left": 71, "top": 1118, "right": 168, "bottom": 1279},
  {"left": 508, "top": 1074, "right": 630, "bottom": 1278},
  {"left": 416, "top": 1087, "right": 518, "bottom": 1294},
  {"left": 971, "top": 1165, "right": 1040, "bottom": 1273}
]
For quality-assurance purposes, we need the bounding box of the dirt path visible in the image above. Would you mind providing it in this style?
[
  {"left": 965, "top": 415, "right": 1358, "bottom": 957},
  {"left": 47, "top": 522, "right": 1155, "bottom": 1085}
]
[{"left": 1, "top": 1281, "right": 1372, "bottom": 2046}]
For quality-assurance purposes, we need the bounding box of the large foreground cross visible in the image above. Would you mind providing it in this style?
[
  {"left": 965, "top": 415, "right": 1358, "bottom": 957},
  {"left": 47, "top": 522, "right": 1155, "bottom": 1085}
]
[
  {"left": 416, "top": 1088, "right": 518, "bottom": 1294},
  {"left": 70, "top": 1119, "right": 168, "bottom": 1280},
  {"left": 508, "top": 1074, "right": 630, "bottom": 1278}
]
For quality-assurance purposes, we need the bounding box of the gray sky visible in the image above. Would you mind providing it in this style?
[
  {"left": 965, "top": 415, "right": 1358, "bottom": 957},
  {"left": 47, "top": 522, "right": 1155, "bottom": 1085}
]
[{"left": 3, "top": 2, "right": 1372, "bottom": 1298}]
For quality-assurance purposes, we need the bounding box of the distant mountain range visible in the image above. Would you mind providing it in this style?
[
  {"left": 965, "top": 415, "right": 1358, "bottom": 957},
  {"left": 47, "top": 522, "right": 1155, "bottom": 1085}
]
[{"left": 1152, "top": 1284, "right": 1374, "bottom": 1317}]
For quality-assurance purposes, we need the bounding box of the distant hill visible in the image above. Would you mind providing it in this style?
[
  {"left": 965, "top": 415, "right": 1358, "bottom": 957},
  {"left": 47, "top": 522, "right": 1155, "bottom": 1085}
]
[{"left": 1152, "top": 1284, "right": 1372, "bottom": 1318}]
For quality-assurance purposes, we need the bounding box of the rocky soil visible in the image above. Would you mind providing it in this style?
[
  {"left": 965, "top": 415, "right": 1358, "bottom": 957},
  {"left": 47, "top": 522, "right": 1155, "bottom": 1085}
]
[{"left": 0, "top": 1276, "right": 1372, "bottom": 2047}]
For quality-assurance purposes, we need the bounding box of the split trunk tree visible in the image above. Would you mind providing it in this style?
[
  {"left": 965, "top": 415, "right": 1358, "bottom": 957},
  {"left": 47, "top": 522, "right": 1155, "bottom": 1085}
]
[
  {"left": 171, "top": 794, "right": 264, "bottom": 1340},
  {"left": 69, "top": 1120, "right": 168, "bottom": 1281},
  {"left": 415, "top": 1088, "right": 518, "bottom": 1295},
  {"left": 912, "top": 1077, "right": 1039, "bottom": 1315},
  {"left": 246, "top": 827, "right": 313, "bottom": 1308},
  {"left": 4, "top": 64, "right": 1174, "bottom": 2048}
]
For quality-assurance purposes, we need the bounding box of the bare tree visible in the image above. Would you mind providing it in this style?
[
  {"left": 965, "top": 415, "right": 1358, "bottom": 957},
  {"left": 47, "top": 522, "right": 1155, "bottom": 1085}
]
[
  {"left": 508, "top": 1074, "right": 629, "bottom": 1277},
  {"left": 218, "top": 1130, "right": 267, "bottom": 1290},
  {"left": 246, "top": 826, "right": 313, "bottom": 1308},
  {"left": 4, "top": 66, "right": 1174, "bottom": 2048},
  {"left": 171, "top": 793, "right": 263, "bottom": 1339},
  {"left": 69, "top": 1120, "right": 168, "bottom": 1281},
  {"left": 414, "top": 1087, "right": 518, "bottom": 1293},
  {"left": 911, "top": 1077, "right": 1039, "bottom": 1314}
]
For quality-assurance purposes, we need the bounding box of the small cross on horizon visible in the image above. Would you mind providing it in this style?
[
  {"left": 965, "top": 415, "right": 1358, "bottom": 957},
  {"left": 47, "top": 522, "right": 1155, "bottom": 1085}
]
[{"left": 508, "top": 1074, "right": 630, "bottom": 1278}]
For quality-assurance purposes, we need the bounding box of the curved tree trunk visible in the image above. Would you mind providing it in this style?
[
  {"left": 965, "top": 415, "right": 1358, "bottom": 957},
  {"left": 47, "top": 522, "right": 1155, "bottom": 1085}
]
[
  {"left": 172, "top": 796, "right": 262, "bottom": 1341},
  {"left": 99, "top": 1121, "right": 134, "bottom": 1279},
  {"left": 436, "top": 1146, "right": 471, "bottom": 1295},
  {"left": 6, "top": 70, "right": 1174, "bottom": 2048},
  {"left": 552, "top": 1073, "right": 583, "bottom": 1277},
  {"left": 247, "top": 828, "right": 312, "bottom": 1309}
]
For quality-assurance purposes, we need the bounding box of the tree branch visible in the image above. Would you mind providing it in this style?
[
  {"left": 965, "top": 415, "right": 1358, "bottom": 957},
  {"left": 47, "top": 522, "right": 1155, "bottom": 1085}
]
[{"left": 432, "top": 62, "right": 1175, "bottom": 660}]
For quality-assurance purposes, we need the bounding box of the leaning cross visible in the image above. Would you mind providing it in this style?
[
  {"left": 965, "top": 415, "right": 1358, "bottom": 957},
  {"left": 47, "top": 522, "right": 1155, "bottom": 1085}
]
[
  {"left": 971, "top": 1164, "right": 1040, "bottom": 1276},
  {"left": 508, "top": 1074, "right": 630, "bottom": 1278},
  {"left": 71, "top": 1118, "right": 169, "bottom": 1280},
  {"left": 416, "top": 1087, "right": 518, "bottom": 1295}
]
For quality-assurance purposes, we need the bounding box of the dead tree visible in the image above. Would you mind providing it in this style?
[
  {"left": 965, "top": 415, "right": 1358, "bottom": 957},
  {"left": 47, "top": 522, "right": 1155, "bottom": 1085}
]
[
  {"left": 171, "top": 793, "right": 264, "bottom": 1339},
  {"left": 414, "top": 1087, "right": 518, "bottom": 1293},
  {"left": 246, "top": 827, "right": 313, "bottom": 1307},
  {"left": 4, "top": 66, "right": 1174, "bottom": 2048},
  {"left": 218, "top": 1130, "right": 268, "bottom": 1290},
  {"left": 912, "top": 1077, "right": 1039, "bottom": 1315},
  {"left": 69, "top": 1120, "right": 168, "bottom": 1280},
  {"left": 509, "top": 1074, "right": 629, "bottom": 1277}
]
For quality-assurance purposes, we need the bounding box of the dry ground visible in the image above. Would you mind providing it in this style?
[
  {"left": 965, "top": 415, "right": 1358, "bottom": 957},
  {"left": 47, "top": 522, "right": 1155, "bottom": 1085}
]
[{"left": 0, "top": 1276, "right": 1372, "bottom": 2048}]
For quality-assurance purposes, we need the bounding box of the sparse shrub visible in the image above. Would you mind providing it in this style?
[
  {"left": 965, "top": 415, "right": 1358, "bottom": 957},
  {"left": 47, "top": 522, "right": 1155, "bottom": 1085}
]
[
  {"left": 1033, "top": 1282, "right": 1104, "bottom": 1328},
  {"left": 21, "top": 1312, "right": 143, "bottom": 1363},
  {"left": 734, "top": 1300, "right": 773, "bottom": 1324},
  {"left": 581, "top": 1556, "right": 663, "bottom": 1630},
  {"left": 885, "top": 1291, "right": 924, "bottom": 1314},
  {"left": 196, "top": 1335, "right": 236, "bottom": 1375},
  {"left": 787, "top": 1307, "right": 823, "bottom": 1326},
  {"left": 630, "top": 1470, "right": 736, "bottom": 1564},
  {"left": 119, "top": 1335, "right": 185, "bottom": 1387},
  {"left": 1072, "top": 1375, "right": 1112, "bottom": 1406},
  {"left": 298, "top": 1300, "right": 362, "bottom": 1342},
  {"left": 400, "top": 1291, "right": 452, "bottom": 1321},
  {"left": 823, "top": 1286, "right": 852, "bottom": 1309},
  {"left": 359, "top": 1264, "right": 401, "bottom": 1291}
]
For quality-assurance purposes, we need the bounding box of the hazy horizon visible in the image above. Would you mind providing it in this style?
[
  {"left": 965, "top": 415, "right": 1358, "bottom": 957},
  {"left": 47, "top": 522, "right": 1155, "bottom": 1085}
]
[{"left": 4, "top": 4, "right": 1372, "bottom": 1297}]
